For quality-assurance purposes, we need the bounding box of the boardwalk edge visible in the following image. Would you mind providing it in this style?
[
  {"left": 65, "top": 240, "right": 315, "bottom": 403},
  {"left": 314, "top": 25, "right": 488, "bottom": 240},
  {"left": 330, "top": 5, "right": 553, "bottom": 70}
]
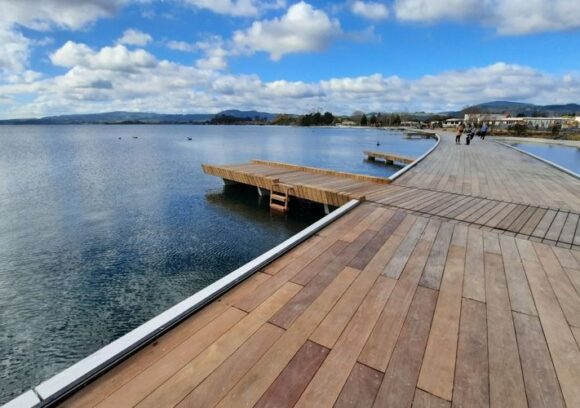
[
  {"left": 494, "top": 140, "right": 579, "bottom": 180},
  {"left": 1, "top": 200, "right": 360, "bottom": 408},
  {"left": 388, "top": 133, "right": 441, "bottom": 182}
]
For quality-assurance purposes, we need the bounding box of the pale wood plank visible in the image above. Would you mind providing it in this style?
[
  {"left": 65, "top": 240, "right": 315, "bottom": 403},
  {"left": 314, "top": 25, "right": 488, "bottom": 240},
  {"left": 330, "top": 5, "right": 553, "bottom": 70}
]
[
  {"left": 295, "top": 277, "right": 395, "bottom": 407},
  {"left": 521, "top": 258, "right": 580, "bottom": 408},
  {"left": 512, "top": 312, "right": 565, "bottom": 408},
  {"left": 135, "top": 282, "right": 301, "bottom": 408},
  {"left": 485, "top": 252, "right": 527, "bottom": 408},
  {"left": 463, "top": 227, "right": 485, "bottom": 302},
  {"left": 414, "top": 389, "right": 450, "bottom": 408},
  {"left": 373, "top": 287, "right": 438, "bottom": 408},
  {"left": 359, "top": 238, "right": 434, "bottom": 372},
  {"left": 417, "top": 244, "right": 465, "bottom": 401},
  {"left": 499, "top": 235, "right": 537, "bottom": 315},
  {"left": 215, "top": 266, "right": 359, "bottom": 408},
  {"left": 452, "top": 298, "right": 489, "bottom": 408},
  {"left": 176, "top": 323, "right": 284, "bottom": 408}
]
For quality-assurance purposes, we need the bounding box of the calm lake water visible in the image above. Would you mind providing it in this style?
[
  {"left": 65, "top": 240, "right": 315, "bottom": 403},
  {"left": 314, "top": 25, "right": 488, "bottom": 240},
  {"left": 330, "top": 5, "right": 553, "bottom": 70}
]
[
  {"left": 508, "top": 141, "right": 580, "bottom": 174},
  {"left": 0, "top": 125, "right": 434, "bottom": 403}
]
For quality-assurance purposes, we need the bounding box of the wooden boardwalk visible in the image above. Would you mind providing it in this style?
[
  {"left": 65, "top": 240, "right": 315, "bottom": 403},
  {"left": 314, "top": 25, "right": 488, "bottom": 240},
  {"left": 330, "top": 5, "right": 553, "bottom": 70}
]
[{"left": 59, "top": 132, "right": 580, "bottom": 407}]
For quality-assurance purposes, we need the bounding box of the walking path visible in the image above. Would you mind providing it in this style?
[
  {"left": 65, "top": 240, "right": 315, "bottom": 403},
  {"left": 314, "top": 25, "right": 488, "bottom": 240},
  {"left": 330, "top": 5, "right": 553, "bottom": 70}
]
[{"left": 51, "top": 132, "right": 580, "bottom": 408}]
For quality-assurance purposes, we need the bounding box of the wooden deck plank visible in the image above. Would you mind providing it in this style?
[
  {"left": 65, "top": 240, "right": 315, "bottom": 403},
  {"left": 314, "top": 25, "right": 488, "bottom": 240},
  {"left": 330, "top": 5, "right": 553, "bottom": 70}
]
[
  {"left": 452, "top": 298, "right": 489, "bottom": 408},
  {"left": 215, "top": 266, "right": 358, "bottom": 408},
  {"left": 417, "top": 244, "right": 465, "bottom": 401},
  {"left": 413, "top": 389, "right": 450, "bottom": 408},
  {"left": 334, "top": 363, "right": 383, "bottom": 408},
  {"left": 462, "top": 228, "right": 485, "bottom": 302},
  {"left": 512, "top": 312, "right": 565, "bottom": 408},
  {"left": 295, "top": 277, "right": 396, "bottom": 407},
  {"left": 176, "top": 323, "right": 284, "bottom": 408},
  {"left": 419, "top": 222, "right": 454, "bottom": 290},
  {"left": 254, "top": 340, "right": 329, "bottom": 408},
  {"left": 95, "top": 307, "right": 248, "bottom": 408},
  {"left": 373, "top": 287, "right": 438, "bottom": 408},
  {"left": 134, "top": 283, "right": 301, "bottom": 408},
  {"left": 485, "top": 252, "right": 527, "bottom": 408},
  {"left": 499, "top": 235, "right": 537, "bottom": 315},
  {"left": 521, "top": 256, "right": 580, "bottom": 408},
  {"left": 359, "top": 237, "right": 434, "bottom": 372},
  {"left": 383, "top": 217, "right": 429, "bottom": 279},
  {"left": 534, "top": 244, "right": 580, "bottom": 328}
]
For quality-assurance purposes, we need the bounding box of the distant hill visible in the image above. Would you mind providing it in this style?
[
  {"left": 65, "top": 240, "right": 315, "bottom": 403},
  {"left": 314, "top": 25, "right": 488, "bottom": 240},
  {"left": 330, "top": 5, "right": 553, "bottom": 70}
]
[
  {"left": 448, "top": 101, "right": 580, "bottom": 117},
  {"left": 0, "top": 110, "right": 279, "bottom": 125}
]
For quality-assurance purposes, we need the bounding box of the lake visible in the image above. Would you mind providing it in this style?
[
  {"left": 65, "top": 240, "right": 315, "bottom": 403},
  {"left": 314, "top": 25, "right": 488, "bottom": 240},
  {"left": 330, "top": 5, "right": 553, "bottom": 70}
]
[
  {"left": 0, "top": 125, "right": 434, "bottom": 403},
  {"left": 507, "top": 140, "right": 580, "bottom": 174}
]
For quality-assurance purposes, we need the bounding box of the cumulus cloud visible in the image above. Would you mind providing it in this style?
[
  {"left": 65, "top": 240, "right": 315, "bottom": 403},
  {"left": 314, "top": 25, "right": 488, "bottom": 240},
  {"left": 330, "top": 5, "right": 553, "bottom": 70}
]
[
  {"left": 0, "top": 0, "right": 128, "bottom": 30},
  {"left": 351, "top": 1, "right": 389, "bottom": 21},
  {"left": 0, "top": 25, "right": 30, "bottom": 74},
  {"left": 394, "top": 0, "right": 580, "bottom": 35},
  {"left": 233, "top": 1, "right": 342, "bottom": 60},
  {"left": 184, "top": 0, "right": 286, "bottom": 17},
  {"left": 2, "top": 53, "right": 579, "bottom": 119},
  {"left": 50, "top": 41, "right": 157, "bottom": 71},
  {"left": 117, "top": 29, "right": 152, "bottom": 46}
]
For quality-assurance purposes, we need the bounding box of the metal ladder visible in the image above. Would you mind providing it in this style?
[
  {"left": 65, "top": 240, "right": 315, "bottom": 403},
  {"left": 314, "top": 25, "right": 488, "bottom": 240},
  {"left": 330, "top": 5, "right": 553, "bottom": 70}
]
[{"left": 269, "top": 183, "right": 294, "bottom": 213}]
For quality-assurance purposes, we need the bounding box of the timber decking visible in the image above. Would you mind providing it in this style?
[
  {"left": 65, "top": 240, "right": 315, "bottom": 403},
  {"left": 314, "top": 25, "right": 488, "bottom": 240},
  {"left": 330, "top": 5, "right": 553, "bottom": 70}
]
[
  {"left": 58, "top": 132, "right": 580, "bottom": 408},
  {"left": 202, "top": 160, "right": 392, "bottom": 206},
  {"left": 364, "top": 151, "right": 415, "bottom": 165},
  {"left": 61, "top": 203, "right": 580, "bottom": 408}
]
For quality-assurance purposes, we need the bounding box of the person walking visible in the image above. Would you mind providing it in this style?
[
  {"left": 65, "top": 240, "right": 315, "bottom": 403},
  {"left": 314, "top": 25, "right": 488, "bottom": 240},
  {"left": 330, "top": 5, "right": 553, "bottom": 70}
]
[
  {"left": 480, "top": 122, "right": 488, "bottom": 140},
  {"left": 456, "top": 122, "right": 465, "bottom": 144}
]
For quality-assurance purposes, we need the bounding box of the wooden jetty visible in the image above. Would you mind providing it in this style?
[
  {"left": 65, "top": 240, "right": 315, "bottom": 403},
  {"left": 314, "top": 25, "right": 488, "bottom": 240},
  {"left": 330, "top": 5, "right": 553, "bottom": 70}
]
[
  {"left": 202, "top": 159, "right": 392, "bottom": 208},
  {"left": 47, "top": 132, "right": 580, "bottom": 408},
  {"left": 364, "top": 150, "right": 414, "bottom": 166}
]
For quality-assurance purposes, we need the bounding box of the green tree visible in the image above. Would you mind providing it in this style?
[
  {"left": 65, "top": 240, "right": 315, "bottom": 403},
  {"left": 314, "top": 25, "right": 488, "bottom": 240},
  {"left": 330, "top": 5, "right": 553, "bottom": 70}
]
[
  {"left": 360, "top": 114, "right": 368, "bottom": 126},
  {"left": 369, "top": 114, "right": 377, "bottom": 126}
]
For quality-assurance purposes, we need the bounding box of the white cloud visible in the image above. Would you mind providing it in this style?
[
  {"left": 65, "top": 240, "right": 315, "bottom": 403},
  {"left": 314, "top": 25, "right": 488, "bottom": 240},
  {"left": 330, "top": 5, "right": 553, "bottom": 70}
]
[
  {"left": 184, "top": 0, "right": 286, "bottom": 17},
  {"left": 0, "top": 25, "right": 30, "bottom": 75},
  {"left": 167, "top": 40, "right": 197, "bottom": 52},
  {"left": 394, "top": 0, "right": 580, "bottom": 35},
  {"left": 50, "top": 41, "right": 157, "bottom": 71},
  {"left": 0, "top": 0, "right": 128, "bottom": 30},
  {"left": 233, "top": 2, "right": 342, "bottom": 60},
  {"left": 2, "top": 39, "right": 579, "bottom": 119},
  {"left": 117, "top": 29, "right": 152, "bottom": 46},
  {"left": 351, "top": 1, "right": 389, "bottom": 21}
]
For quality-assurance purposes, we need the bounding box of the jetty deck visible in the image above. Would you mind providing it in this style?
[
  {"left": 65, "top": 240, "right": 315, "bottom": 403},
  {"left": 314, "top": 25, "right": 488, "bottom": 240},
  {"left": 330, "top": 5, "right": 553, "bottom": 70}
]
[{"left": 57, "top": 133, "right": 580, "bottom": 408}]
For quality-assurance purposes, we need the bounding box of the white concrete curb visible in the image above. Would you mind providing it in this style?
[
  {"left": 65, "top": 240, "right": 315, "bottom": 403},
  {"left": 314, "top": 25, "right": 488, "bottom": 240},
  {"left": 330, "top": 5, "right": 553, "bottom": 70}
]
[
  {"left": 2, "top": 199, "right": 360, "bottom": 408},
  {"left": 388, "top": 133, "right": 440, "bottom": 182},
  {"left": 495, "top": 141, "right": 579, "bottom": 180}
]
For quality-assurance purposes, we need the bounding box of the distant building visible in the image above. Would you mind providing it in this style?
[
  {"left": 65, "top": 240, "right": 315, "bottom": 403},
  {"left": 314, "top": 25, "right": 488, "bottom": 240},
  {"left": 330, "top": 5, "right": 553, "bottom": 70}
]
[{"left": 443, "top": 118, "right": 462, "bottom": 128}]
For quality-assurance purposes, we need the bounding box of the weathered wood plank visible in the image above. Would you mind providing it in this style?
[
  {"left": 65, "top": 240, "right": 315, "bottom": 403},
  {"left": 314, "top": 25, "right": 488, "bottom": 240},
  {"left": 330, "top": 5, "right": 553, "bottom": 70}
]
[
  {"left": 417, "top": 244, "right": 465, "bottom": 401},
  {"left": 334, "top": 363, "right": 383, "bottom": 408},
  {"left": 373, "top": 287, "right": 438, "bottom": 408},
  {"left": 512, "top": 312, "right": 565, "bottom": 408},
  {"left": 452, "top": 298, "right": 489, "bottom": 408},
  {"left": 254, "top": 340, "right": 329, "bottom": 408},
  {"left": 295, "top": 277, "right": 395, "bottom": 407},
  {"left": 485, "top": 252, "right": 527, "bottom": 408}
]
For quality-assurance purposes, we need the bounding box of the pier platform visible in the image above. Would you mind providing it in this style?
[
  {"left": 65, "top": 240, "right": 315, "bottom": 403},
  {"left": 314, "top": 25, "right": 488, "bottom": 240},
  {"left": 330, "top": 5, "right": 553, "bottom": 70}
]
[
  {"left": 202, "top": 160, "right": 392, "bottom": 207},
  {"left": 364, "top": 151, "right": 414, "bottom": 166},
  {"left": 16, "top": 132, "right": 580, "bottom": 408}
]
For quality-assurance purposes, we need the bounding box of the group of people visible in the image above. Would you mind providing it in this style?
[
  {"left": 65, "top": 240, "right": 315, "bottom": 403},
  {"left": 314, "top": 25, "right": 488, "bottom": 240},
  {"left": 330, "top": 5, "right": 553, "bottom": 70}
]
[{"left": 455, "top": 122, "right": 489, "bottom": 145}]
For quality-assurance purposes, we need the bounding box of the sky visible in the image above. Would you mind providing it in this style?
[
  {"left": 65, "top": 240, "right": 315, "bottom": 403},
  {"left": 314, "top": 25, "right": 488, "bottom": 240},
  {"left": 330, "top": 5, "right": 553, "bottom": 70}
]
[{"left": 0, "top": 0, "right": 579, "bottom": 119}]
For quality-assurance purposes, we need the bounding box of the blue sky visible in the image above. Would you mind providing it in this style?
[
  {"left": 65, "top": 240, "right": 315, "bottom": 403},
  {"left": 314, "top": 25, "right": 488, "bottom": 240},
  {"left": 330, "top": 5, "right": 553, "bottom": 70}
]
[{"left": 1, "top": 0, "right": 579, "bottom": 118}]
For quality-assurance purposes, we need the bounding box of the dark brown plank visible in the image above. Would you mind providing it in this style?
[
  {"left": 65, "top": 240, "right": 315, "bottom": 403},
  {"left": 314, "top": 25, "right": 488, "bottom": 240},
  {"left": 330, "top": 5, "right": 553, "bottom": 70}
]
[
  {"left": 334, "top": 363, "right": 384, "bottom": 408},
  {"left": 255, "top": 340, "right": 329, "bottom": 408},
  {"left": 413, "top": 389, "right": 451, "bottom": 408}
]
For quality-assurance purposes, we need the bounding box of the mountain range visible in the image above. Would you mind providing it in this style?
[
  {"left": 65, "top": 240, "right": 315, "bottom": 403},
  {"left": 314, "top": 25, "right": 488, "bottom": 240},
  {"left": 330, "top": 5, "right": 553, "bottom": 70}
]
[
  {"left": 0, "top": 110, "right": 278, "bottom": 125},
  {"left": 0, "top": 102, "right": 578, "bottom": 124}
]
